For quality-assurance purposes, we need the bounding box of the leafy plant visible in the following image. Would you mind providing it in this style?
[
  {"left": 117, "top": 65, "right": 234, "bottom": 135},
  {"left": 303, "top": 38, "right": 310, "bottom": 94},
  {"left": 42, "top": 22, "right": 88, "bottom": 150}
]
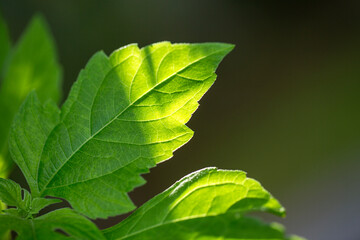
[{"left": 0, "top": 31, "right": 305, "bottom": 239}]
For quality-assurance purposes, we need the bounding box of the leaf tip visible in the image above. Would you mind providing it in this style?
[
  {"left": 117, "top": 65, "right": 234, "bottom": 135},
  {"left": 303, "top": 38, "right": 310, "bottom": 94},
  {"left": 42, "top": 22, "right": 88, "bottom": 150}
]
[{"left": 29, "top": 13, "right": 48, "bottom": 28}]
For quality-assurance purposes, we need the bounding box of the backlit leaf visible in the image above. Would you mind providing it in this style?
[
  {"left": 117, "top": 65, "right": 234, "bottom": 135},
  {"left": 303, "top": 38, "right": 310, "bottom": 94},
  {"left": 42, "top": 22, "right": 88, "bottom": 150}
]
[
  {"left": 104, "top": 167, "right": 293, "bottom": 240},
  {"left": 37, "top": 42, "right": 234, "bottom": 219}
]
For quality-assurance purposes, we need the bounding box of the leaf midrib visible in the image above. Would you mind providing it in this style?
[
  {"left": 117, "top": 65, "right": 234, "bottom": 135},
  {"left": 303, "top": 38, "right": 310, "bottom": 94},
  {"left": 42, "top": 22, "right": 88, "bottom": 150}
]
[{"left": 39, "top": 47, "right": 230, "bottom": 194}]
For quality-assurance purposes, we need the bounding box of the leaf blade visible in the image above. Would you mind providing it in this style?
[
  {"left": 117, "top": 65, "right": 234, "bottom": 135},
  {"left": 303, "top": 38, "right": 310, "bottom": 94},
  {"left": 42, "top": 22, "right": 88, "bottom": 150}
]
[
  {"left": 9, "top": 92, "right": 60, "bottom": 195},
  {"left": 0, "top": 178, "right": 23, "bottom": 208},
  {"left": 103, "top": 167, "right": 292, "bottom": 240},
  {"left": 110, "top": 215, "right": 295, "bottom": 240},
  {"left": 0, "top": 178, "right": 33, "bottom": 218},
  {"left": 30, "top": 197, "right": 62, "bottom": 215},
  {"left": 38, "top": 42, "right": 234, "bottom": 219},
  {"left": 0, "top": 178, "right": 61, "bottom": 218},
  {"left": 0, "top": 208, "right": 105, "bottom": 240}
]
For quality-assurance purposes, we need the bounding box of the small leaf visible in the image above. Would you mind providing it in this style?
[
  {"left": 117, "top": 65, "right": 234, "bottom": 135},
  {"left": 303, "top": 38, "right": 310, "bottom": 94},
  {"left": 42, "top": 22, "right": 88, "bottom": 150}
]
[
  {"left": 0, "top": 178, "right": 32, "bottom": 218},
  {"left": 0, "top": 177, "right": 61, "bottom": 218},
  {"left": 103, "top": 167, "right": 297, "bottom": 240},
  {"left": 30, "top": 198, "right": 62, "bottom": 215},
  {"left": 36, "top": 42, "right": 234, "bottom": 219},
  {"left": 0, "top": 208, "right": 106, "bottom": 239},
  {"left": 0, "top": 14, "right": 62, "bottom": 179},
  {"left": 0, "top": 178, "right": 24, "bottom": 207}
]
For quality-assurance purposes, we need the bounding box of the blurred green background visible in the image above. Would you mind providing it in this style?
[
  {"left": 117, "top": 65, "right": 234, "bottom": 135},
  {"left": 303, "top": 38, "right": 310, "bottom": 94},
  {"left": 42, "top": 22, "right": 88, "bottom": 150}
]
[{"left": 1, "top": 1, "right": 360, "bottom": 239}]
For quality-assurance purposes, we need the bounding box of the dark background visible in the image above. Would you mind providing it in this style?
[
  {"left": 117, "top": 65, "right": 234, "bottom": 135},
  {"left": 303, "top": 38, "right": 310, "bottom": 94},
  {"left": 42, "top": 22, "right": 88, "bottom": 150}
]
[{"left": 1, "top": 1, "right": 360, "bottom": 239}]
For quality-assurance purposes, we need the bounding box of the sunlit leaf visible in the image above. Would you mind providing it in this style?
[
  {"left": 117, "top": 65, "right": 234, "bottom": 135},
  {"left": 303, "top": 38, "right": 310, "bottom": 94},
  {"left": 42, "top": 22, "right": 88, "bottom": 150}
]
[
  {"left": 36, "top": 42, "right": 233, "bottom": 219},
  {"left": 104, "top": 167, "right": 297, "bottom": 240}
]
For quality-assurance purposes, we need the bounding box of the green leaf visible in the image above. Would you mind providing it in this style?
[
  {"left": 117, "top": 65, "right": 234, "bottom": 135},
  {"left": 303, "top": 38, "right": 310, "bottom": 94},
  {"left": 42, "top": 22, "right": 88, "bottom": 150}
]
[
  {"left": 30, "top": 197, "right": 62, "bottom": 215},
  {"left": 0, "top": 178, "right": 29, "bottom": 209},
  {"left": 111, "top": 215, "right": 297, "bottom": 240},
  {"left": 36, "top": 42, "right": 234, "bottom": 218},
  {"left": 0, "top": 178, "right": 61, "bottom": 218},
  {"left": 0, "top": 14, "right": 62, "bottom": 179},
  {"left": 0, "top": 178, "right": 32, "bottom": 218},
  {"left": 0, "top": 13, "right": 11, "bottom": 180},
  {"left": 103, "top": 167, "right": 295, "bottom": 240},
  {"left": 0, "top": 208, "right": 106, "bottom": 240},
  {"left": 9, "top": 91, "right": 60, "bottom": 195}
]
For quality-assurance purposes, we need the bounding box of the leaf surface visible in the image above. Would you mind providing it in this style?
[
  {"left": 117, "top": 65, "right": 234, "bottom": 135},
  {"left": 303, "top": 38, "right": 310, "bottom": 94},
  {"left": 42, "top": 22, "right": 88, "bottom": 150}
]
[
  {"left": 37, "top": 42, "right": 234, "bottom": 218},
  {"left": 0, "top": 15, "right": 62, "bottom": 178},
  {"left": 30, "top": 197, "right": 62, "bottom": 215},
  {"left": 9, "top": 92, "right": 60, "bottom": 195},
  {"left": 0, "top": 178, "right": 30, "bottom": 210},
  {"left": 104, "top": 167, "right": 295, "bottom": 240},
  {"left": 0, "top": 208, "right": 105, "bottom": 240},
  {"left": 0, "top": 178, "right": 61, "bottom": 218}
]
